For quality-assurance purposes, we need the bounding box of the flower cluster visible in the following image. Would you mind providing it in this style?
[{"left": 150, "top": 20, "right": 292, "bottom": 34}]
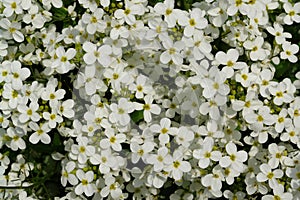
[{"left": 1, "top": 0, "right": 300, "bottom": 199}]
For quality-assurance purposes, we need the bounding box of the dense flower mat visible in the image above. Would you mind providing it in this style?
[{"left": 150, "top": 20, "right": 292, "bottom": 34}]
[{"left": 1, "top": 0, "right": 300, "bottom": 199}]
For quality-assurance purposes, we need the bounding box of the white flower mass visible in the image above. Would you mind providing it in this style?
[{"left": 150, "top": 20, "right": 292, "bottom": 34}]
[{"left": 1, "top": 0, "right": 300, "bottom": 199}]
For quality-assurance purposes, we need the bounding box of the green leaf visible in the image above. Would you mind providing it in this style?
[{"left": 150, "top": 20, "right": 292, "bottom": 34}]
[
  {"left": 130, "top": 110, "right": 144, "bottom": 123},
  {"left": 52, "top": 7, "right": 68, "bottom": 19}
]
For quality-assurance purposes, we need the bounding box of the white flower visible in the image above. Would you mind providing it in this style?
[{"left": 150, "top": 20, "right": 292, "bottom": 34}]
[
  {"left": 280, "top": 42, "right": 299, "bottom": 63},
  {"left": 103, "top": 65, "right": 130, "bottom": 93},
  {"left": 201, "top": 165, "right": 224, "bottom": 191},
  {"left": 56, "top": 99, "right": 75, "bottom": 119},
  {"left": 114, "top": 0, "right": 143, "bottom": 25},
  {"left": 28, "top": 122, "right": 51, "bottom": 144},
  {"left": 288, "top": 97, "right": 300, "bottom": 128},
  {"left": 268, "top": 143, "right": 293, "bottom": 168},
  {"left": 178, "top": 8, "right": 208, "bottom": 37},
  {"left": 226, "top": 0, "right": 248, "bottom": 16},
  {"left": 215, "top": 48, "right": 247, "bottom": 78},
  {"left": 100, "top": 128, "right": 126, "bottom": 151},
  {"left": 2, "top": 83, "right": 24, "bottom": 109},
  {"left": 256, "top": 163, "right": 283, "bottom": 189},
  {"left": 2, "top": 0, "right": 23, "bottom": 17},
  {"left": 219, "top": 142, "right": 248, "bottom": 173},
  {"left": 75, "top": 170, "right": 95, "bottom": 197},
  {"left": 41, "top": 83, "right": 65, "bottom": 106},
  {"left": 17, "top": 102, "right": 40, "bottom": 123},
  {"left": 193, "top": 137, "right": 222, "bottom": 169},
  {"left": 100, "top": 176, "right": 123, "bottom": 199},
  {"left": 160, "top": 38, "right": 184, "bottom": 65},
  {"left": 146, "top": 18, "right": 168, "bottom": 40},
  {"left": 109, "top": 98, "right": 135, "bottom": 126},
  {"left": 51, "top": 47, "right": 76, "bottom": 74},
  {"left": 269, "top": 81, "right": 294, "bottom": 105},
  {"left": 244, "top": 106, "right": 275, "bottom": 132},
  {"left": 82, "top": 8, "right": 106, "bottom": 34},
  {"left": 165, "top": 149, "right": 191, "bottom": 181},
  {"left": 90, "top": 149, "right": 118, "bottom": 174},
  {"left": 183, "top": 30, "right": 213, "bottom": 60},
  {"left": 243, "top": 37, "right": 268, "bottom": 61},
  {"left": 223, "top": 190, "right": 246, "bottom": 200},
  {"left": 6, "top": 127, "right": 26, "bottom": 151},
  {"left": 0, "top": 40, "right": 8, "bottom": 57},
  {"left": 76, "top": 66, "right": 107, "bottom": 96},
  {"left": 207, "top": 0, "right": 228, "bottom": 27},
  {"left": 141, "top": 95, "right": 161, "bottom": 123},
  {"left": 11, "top": 154, "right": 33, "bottom": 178},
  {"left": 154, "top": 0, "right": 179, "bottom": 28},
  {"left": 0, "top": 18, "right": 24, "bottom": 42},
  {"left": 70, "top": 136, "right": 95, "bottom": 164},
  {"left": 23, "top": 5, "right": 46, "bottom": 29},
  {"left": 283, "top": 2, "right": 300, "bottom": 25},
  {"left": 43, "top": 110, "right": 63, "bottom": 129},
  {"left": 7, "top": 61, "right": 30, "bottom": 90},
  {"left": 266, "top": 23, "right": 292, "bottom": 44},
  {"left": 128, "top": 74, "right": 152, "bottom": 99},
  {"left": 280, "top": 125, "right": 299, "bottom": 145},
  {"left": 150, "top": 118, "right": 177, "bottom": 145},
  {"left": 83, "top": 41, "right": 112, "bottom": 66},
  {"left": 61, "top": 161, "right": 78, "bottom": 187},
  {"left": 262, "top": 185, "right": 293, "bottom": 200},
  {"left": 130, "top": 141, "right": 154, "bottom": 164},
  {"left": 42, "top": 0, "right": 63, "bottom": 8},
  {"left": 146, "top": 146, "right": 173, "bottom": 172},
  {"left": 174, "top": 126, "right": 194, "bottom": 147},
  {"left": 273, "top": 108, "right": 292, "bottom": 133}
]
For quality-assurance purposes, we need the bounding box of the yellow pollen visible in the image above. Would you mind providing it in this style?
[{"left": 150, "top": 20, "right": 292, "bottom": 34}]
[
  {"left": 37, "top": 129, "right": 43, "bottom": 135},
  {"left": 61, "top": 56, "right": 67, "bottom": 62},
  {"left": 267, "top": 172, "right": 274, "bottom": 179},
  {"left": 169, "top": 48, "right": 176, "bottom": 54},
  {"left": 173, "top": 161, "right": 180, "bottom": 168},
  {"left": 11, "top": 2, "right": 17, "bottom": 9},
  {"left": 189, "top": 19, "right": 196, "bottom": 26},
  {"left": 143, "top": 104, "right": 151, "bottom": 110},
  {"left": 289, "top": 10, "right": 295, "bottom": 16},
  {"left": 50, "top": 114, "right": 56, "bottom": 120},
  {"left": 276, "top": 92, "right": 283, "bottom": 97},
  {"left": 12, "top": 90, "right": 18, "bottom": 98},
  {"left": 118, "top": 108, "right": 124, "bottom": 114},
  {"left": 204, "top": 152, "right": 211, "bottom": 158},
  {"left": 112, "top": 73, "right": 119, "bottom": 80},
  {"left": 124, "top": 9, "right": 131, "bottom": 15},
  {"left": 286, "top": 51, "right": 292, "bottom": 56},
  {"left": 157, "top": 155, "right": 164, "bottom": 162},
  {"left": 137, "top": 149, "right": 144, "bottom": 156},
  {"left": 79, "top": 146, "right": 86, "bottom": 153},
  {"left": 137, "top": 85, "right": 143, "bottom": 92},
  {"left": 230, "top": 154, "right": 236, "bottom": 161},
  {"left": 27, "top": 109, "right": 32, "bottom": 116},
  {"left": 2, "top": 71, "right": 8, "bottom": 77},
  {"left": 278, "top": 117, "right": 284, "bottom": 123},
  {"left": 13, "top": 73, "right": 19, "bottom": 78},
  {"left": 227, "top": 60, "right": 234, "bottom": 67},
  {"left": 241, "top": 74, "right": 248, "bottom": 80},
  {"left": 91, "top": 16, "right": 98, "bottom": 23},
  {"left": 161, "top": 128, "right": 168, "bottom": 134},
  {"left": 213, "top": 83, "right": 219, "bottom": 89},
  {"left": 110, "top": 136, "right": 116, "bottom": 143},
  {"left": 257, "top": 115, "right": 264, "bottom": 122},
  {"left": 50, "top": 93, "right": 56, "bottom": 99},
  {"left": 166, "top": 9, "right": 172, "bottom": 15},
  {"left": 82, "top": 179, "right": 88, "bottom": 185}
]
